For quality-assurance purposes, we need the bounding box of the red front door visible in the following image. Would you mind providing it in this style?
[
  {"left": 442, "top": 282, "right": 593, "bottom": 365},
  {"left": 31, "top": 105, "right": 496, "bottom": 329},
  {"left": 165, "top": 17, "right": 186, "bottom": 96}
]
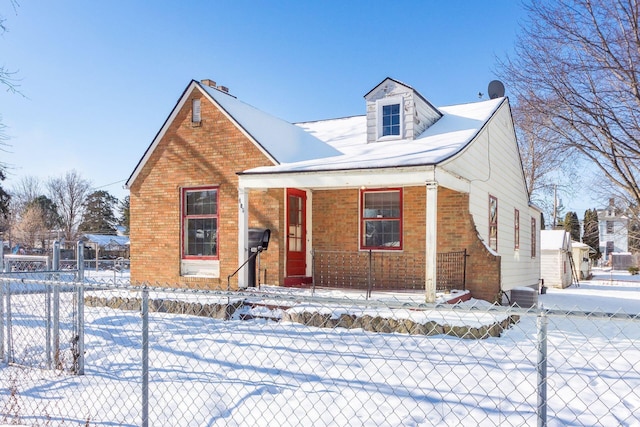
[{"left": 286, "top": 188, "right": 306, "bottom": 278}]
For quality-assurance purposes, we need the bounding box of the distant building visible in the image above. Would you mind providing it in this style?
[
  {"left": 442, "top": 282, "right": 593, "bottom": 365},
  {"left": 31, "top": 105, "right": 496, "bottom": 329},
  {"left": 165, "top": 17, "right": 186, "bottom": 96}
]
[{"left": 597, "top": 198, "right": 629, "bottom": 261}]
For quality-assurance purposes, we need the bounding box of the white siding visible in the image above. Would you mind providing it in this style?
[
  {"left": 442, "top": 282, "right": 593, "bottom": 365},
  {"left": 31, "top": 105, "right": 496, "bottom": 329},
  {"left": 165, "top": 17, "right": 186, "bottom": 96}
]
[
  {"left": 364, "top": 78, "right": 441, "bottom": 144},
  {"left": 540, "top": 250, "right": 572, "bottom": 288},
  {"left": 441, "top": 102, "right": 540, "bottom": 292}
]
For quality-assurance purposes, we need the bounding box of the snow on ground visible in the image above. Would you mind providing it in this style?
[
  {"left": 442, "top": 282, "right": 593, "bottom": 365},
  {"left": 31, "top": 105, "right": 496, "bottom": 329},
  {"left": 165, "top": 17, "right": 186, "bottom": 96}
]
[
  {"left": 540, "top": 267, "right": 640, "bottom": 314},
  {"left": 1, "top": 268, "right": 639, "bottom": 426}
]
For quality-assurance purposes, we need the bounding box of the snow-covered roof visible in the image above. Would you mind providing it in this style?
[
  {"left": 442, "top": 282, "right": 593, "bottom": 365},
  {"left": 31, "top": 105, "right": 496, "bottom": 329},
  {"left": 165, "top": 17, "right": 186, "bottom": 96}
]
[
  {"left": 242, "top": 97, "right": 505, "bottom": 174},
  {"left": 83, "top": 234, "right": 130, "bottom": 248},
  {"left": 541, "top": 230, "right": 571, "bottom": 251},
  {"left": 201, "top": 83, "right": 342, "bottom": 164}
]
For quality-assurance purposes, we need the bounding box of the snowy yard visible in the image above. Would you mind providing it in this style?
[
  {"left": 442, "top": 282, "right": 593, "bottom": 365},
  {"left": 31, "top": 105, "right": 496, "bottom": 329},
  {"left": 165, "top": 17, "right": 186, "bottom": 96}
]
[{"left": 1, "top": 268, "right": 639, "bottom": 426}]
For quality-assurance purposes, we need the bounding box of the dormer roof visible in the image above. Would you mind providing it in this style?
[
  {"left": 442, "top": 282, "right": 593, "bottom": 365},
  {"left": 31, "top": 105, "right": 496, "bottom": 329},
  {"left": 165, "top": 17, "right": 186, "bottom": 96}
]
[{"left": 363, "top": 77, "right": 443, "bottom": 144}]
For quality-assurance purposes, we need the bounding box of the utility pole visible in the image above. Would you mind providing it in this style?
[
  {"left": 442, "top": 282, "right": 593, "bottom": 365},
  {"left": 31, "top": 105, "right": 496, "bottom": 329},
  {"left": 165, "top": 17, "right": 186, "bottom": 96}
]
[{"left": 553, "top": 185, "right": 557, "bottom": 229}]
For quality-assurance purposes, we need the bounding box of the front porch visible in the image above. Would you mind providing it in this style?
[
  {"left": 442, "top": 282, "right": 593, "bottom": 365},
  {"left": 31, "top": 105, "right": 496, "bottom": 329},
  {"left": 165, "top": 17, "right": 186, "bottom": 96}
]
[{"left": 307, "top": 249, "right": 468, "bottom": 294}]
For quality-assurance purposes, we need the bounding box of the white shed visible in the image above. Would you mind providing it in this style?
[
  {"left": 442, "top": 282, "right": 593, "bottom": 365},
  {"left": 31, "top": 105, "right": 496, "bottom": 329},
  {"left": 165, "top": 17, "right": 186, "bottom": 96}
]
[
  {"left": 571, "top": 241, "right": 595, "bottom": 280},
  {"left": 540, "top": 230, "right": 573, "bottom": 288}
]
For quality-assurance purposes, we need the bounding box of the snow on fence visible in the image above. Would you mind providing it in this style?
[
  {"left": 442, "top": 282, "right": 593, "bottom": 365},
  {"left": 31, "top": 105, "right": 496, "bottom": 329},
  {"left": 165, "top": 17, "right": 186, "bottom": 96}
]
[{"left": 0, "top": 278, "right": 639, "bottom": 426}]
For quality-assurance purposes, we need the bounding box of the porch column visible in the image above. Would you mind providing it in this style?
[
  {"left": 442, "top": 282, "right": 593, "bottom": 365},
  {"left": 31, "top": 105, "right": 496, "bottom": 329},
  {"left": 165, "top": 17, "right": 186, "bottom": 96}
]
[
  {"left": 425, "top": 181, "right": 438, "bottom": 303},
  {"left": 238, "top": 187, "right": 249, "bottom": 289}
]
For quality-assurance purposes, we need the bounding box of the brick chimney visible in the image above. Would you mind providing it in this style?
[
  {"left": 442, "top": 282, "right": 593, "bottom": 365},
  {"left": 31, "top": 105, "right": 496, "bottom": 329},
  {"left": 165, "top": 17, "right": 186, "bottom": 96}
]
[
  {"left": 201, "top": 79, "right": 216, "bottom": 88},
  {"left": 219, "top": 86, "right": 229, "bottom": 93}
]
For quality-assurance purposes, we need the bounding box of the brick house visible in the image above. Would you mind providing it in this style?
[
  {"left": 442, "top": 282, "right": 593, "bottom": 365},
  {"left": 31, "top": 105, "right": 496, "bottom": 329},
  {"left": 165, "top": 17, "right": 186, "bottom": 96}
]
[{"left": 126, "top": 77, "right": 541, "bottom": 303}]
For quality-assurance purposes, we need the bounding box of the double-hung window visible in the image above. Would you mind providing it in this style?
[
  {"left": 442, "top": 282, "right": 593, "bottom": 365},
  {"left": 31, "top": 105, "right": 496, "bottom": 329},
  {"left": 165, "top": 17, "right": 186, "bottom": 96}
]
[
  {"left": 382, "top": 104, "right": 400, "bottom": 136},
  {"left": 377, "top": 97, "right": 403, "bottom": 139},
  {"left": 361, "top": 189, "right": 402, "bottom": 250},
  {"left": 182, "top": 187, "right": 218, "bottom": 259}
]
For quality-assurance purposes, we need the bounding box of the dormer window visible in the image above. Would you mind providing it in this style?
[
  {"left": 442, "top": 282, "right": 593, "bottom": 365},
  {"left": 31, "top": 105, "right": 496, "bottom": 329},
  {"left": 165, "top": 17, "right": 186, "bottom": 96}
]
[
  {"left": 377, "top": 97, "right": 404, "bottom": 140},
  {"left": 382, "top": 104, "right": 400, "bottom": 136}
]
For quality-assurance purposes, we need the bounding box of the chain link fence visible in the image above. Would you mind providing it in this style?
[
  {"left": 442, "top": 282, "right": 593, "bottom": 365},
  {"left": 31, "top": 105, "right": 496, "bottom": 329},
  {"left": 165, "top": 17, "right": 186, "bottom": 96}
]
[{"left": 1, "top": 275, "right": 639, "bottom": 426}]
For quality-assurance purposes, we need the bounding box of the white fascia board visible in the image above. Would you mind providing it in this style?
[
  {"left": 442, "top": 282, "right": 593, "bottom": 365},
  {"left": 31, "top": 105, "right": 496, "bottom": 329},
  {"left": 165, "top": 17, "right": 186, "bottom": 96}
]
[{"left": 238, "top": 166, "right": 470, "bottom": 192}]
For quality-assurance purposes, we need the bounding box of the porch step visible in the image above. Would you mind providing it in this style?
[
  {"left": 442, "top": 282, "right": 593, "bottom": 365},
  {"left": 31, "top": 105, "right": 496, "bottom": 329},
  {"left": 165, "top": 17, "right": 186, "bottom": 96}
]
[{"left": 283, "top": 276, "right": 313, "bottom": 287}]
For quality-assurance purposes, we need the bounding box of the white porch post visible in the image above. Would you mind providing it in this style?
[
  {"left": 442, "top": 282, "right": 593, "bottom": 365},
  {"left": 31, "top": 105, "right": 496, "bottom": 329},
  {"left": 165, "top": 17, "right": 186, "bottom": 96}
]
[
  {"left": 238, "top": 187, "right": 249, "bottom": 289},
  {"left": 425, "top": 181, "right": 438, "bottom": 303}
]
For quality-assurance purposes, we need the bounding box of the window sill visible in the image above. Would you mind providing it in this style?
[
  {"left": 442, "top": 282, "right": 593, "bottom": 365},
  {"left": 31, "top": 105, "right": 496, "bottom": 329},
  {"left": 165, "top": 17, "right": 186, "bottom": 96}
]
[{"left": 376, "top": 134, "right": 403, "bottom": 142}]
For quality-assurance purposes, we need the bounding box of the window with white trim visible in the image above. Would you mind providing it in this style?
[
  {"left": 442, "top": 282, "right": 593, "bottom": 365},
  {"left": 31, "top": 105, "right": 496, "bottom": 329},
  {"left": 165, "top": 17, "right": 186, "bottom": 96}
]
[
  {"left": 489, "top": 195, "right": 498, "bottom": 251},
  {"left": 182, "top": 187, "right": 218, "bottom": 258},
  {"left": 360, "top": 189, "right": 402, "bottom": 250},
  {"left": 376, "top": 97, "right": 403, "bottom": 139},
  {"left": 531, "top": 217, "right": 537, "bottom": 258},
  {"left": 514, "top": 208, "right": 520, "bottom": 250}
]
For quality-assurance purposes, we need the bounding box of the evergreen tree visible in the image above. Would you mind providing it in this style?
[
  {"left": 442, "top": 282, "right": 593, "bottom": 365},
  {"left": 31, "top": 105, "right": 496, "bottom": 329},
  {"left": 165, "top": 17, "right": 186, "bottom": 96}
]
[
  {"left": 118, "top": 196, "right": 130, "bottom": 235},
  {"left": 79, "top": 190, "right": 118, "bottom": 235},
  {"left": 0, "top": 168, "right": 10, "bottom": 220},
  {"left": 582, "top": 209, "right": 601, "bottom": 260},
  {"left": 28, "top": 195, "right": 62, "bottom": 231},
  {"left": 563, "top": 211, "right": 580, "bottom": 242}
]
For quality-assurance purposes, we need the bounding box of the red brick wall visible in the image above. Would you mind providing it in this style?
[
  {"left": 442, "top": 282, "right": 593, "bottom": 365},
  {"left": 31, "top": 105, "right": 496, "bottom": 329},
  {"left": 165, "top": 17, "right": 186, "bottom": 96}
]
[
  {"left": 128, "top": 87, "right": 282, "bottom": 288},
  {"left": 311, "top": 186, "right": 501, "bottom": 301},
  {"left": 436, "top": 187, "right": 501, "bottom": 302}
]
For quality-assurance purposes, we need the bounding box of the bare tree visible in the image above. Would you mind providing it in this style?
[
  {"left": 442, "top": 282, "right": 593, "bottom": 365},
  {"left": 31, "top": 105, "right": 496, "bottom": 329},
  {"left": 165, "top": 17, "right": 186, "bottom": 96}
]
[
  {"left": 512, "top": 103, "right": 579, "bottom": 218},
  {"left": 12, "top": 203, "right": 47, "bottom": 250},
  {"left": 47, "top": 170, "right": 91, "bottom": 245},
  {"left": 0, "top": 1, "right": 20, "bottom": 94},
  {"left": 10, "top": 175, "right": 43, "bottom": 213},
  {"left": 498, "top": 0, "right": 640, "bottom": 211}
]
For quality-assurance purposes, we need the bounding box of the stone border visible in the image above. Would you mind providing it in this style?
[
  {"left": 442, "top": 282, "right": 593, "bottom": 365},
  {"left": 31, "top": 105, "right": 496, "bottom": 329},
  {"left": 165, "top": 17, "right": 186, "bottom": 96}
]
[
  {"left": 282, "top": 311, "right": 519, "bottom": 339},
  {"left": 84, "top": 295, "right": 242, "bottom": 319},
  {"left": 84, "top": 295, "right": 519, "bottom": 339}
]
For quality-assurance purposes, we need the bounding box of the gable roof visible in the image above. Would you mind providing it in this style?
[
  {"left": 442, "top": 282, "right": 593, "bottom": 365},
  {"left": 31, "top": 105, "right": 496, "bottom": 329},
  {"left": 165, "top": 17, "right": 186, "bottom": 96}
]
[
  {"left": 125, "top": 80, "right": 341, "bottom": 188},
  {"left": 199, "top": 82, "right": 341, "bottom": 163},
  {"left": 242, "top": 96, "right": 506, "bottom": 174},
  {"left": 541, "top": 230, "right": 571, "bottom": 251}
]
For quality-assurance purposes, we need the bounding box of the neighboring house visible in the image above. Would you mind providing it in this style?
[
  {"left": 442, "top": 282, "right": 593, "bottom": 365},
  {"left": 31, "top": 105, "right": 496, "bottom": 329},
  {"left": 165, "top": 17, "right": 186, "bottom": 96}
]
[
  {"left": 598, "top": 198, "right": 629, "bottom": 262},
  {"left": 571, "top": 240, "right": 594, "bottom": 280},
  {"left": 540, "top": 230, "right": 573, "bottom": 288},
  {"left": 81, "top": 234, "right": 130, "bottom": 259},
  {"left": 125, "top": 77, "right": 541, "bottom": 303}
]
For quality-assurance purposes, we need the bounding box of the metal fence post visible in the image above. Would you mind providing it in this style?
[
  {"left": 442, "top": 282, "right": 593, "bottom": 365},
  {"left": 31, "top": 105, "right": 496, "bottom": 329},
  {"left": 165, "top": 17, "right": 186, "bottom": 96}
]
[
  {"left": 142, "top": 286, "right": 149, "bottom": 427},
  {"left": 52, "top": 241, "right": 60, "bottom": 369},
  {"left": 537, "top": 309, "right": 548, "bottom": 427},
  {"left": 77, "top": 241, "right": 84, "bottom": 282},
  {"left": 46, "top": 274, "right": 52, "bottom": 369},
  {"left": 5, "top": 280, "right": 12, "bottom": 364},
  {"left": 53, "top": 241, "right": 60, "bottom": 271},
  {"left": 0, "top": 279, "right": 3, "bottom": 362},
  {"left": 76, "top": 240, "right": 85, "bottom": 375}
]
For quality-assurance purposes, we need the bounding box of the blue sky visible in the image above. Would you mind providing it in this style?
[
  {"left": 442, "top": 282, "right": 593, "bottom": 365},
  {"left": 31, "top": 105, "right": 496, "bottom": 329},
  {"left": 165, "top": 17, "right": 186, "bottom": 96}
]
[{"left": 1, "top": 1, "right": 595, "bottom": 214}]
